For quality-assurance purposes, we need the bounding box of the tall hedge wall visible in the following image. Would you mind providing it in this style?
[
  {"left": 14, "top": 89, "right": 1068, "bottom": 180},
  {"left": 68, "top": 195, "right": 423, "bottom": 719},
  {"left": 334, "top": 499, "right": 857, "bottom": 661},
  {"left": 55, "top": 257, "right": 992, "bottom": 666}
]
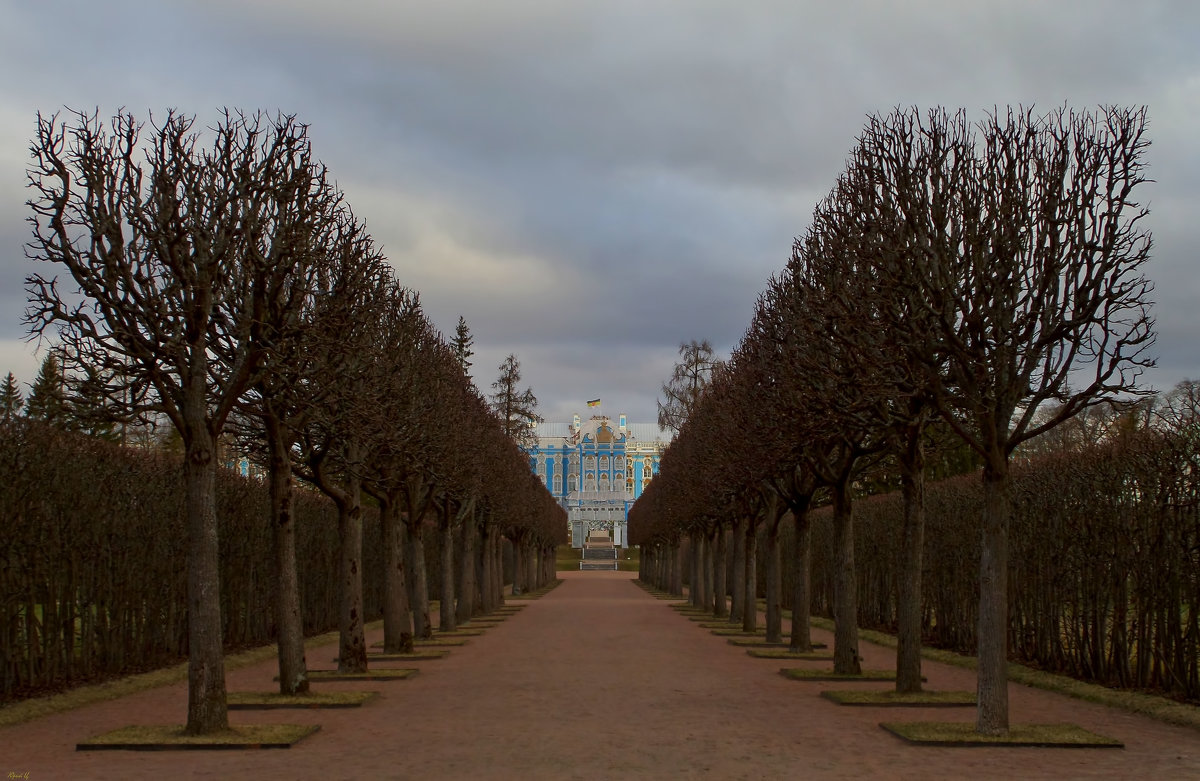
[
  {"left": 0, "top": 419, "right": 383, "bottom": 702},
  {"left": 799, "top": 429, "right": 1200, "bottom": 702}
]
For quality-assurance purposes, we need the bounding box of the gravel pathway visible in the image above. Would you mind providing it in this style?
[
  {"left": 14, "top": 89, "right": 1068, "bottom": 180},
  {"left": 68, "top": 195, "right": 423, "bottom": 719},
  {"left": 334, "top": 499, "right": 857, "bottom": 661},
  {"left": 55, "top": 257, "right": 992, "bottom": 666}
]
[{"left": 3, "top": 570, "right": 1200, "bottom": 779}]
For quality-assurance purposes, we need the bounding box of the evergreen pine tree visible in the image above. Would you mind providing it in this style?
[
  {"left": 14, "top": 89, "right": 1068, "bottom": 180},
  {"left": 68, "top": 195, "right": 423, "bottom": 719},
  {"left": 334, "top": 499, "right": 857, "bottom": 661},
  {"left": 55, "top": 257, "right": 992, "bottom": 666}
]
[
  {"left": 25, "top": 353, "right": 67, "bottom": 424},
  {"left": 0, "top": 372, "right": 22, "bottom": 420},
  {"left": 71, "top": 363, "right": 120, "bottom": 441},
  {"left": 451, "top": 315, "right": 474, "bottom": 376},
  {"left": 490, "top": 354, "right": 542, "bottom": 450}
]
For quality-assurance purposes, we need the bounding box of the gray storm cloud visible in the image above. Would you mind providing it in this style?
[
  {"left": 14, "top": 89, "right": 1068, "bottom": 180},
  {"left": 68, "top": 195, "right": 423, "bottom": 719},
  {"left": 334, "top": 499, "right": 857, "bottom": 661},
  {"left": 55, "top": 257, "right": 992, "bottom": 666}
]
[{"left": 1, "top": 0, "right": 1197, "bottom": 420}]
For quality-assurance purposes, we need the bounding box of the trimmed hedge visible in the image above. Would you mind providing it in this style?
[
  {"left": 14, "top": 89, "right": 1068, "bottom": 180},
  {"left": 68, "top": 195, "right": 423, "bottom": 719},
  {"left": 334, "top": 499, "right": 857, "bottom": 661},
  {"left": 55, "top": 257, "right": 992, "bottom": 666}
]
[{"left": 0, "top": 419, "right": 383, "bottom": 703}]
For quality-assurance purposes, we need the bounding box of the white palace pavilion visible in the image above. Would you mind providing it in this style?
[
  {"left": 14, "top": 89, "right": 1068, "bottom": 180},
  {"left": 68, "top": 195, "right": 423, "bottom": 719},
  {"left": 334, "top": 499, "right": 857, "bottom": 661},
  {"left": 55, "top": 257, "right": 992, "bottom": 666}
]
[{"left": 527, "top": 412, "right": 671, "bottom": 548}]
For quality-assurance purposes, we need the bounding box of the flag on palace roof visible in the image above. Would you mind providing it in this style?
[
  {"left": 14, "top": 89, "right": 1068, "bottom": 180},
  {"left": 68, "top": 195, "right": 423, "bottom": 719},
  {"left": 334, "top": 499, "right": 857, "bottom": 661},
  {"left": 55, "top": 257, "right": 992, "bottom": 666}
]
[{"left": 586, "top": 398, "right": 601, "bottom": 407}]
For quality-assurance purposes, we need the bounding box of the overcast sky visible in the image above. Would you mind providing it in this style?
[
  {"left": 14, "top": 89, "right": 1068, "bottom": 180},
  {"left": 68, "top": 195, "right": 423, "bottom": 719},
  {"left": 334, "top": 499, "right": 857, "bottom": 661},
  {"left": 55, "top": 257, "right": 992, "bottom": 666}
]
[{"left": 1, "top": 1, "right": 1197, "bottom": 424}]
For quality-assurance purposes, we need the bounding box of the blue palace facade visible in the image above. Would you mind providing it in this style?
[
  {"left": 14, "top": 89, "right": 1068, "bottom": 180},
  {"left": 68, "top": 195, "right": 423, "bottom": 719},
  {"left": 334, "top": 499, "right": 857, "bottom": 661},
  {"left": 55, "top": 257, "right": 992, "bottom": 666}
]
[{"left": 527, "top": 413, "right": 671, "bottom": 548}]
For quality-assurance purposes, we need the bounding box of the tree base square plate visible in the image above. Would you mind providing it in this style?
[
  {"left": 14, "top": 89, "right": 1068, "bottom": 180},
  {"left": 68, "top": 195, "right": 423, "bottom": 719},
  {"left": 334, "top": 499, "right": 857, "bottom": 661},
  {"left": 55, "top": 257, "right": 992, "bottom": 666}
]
[
  {"left": 77, "top": 724, "right": 320, "bottom": 750},
  {"left": 780, "top": 668, "right": 912, "bottom": 682},
  {"left": 880, "top": 721, "right": 1123, "bottom": 747},
  {"left": 727, "top": 638, "right": 790, "bottom": 647},
  {"left": 227, "top": 691, "right": 377, "bottom": 709},
  {"left": 823, "top": 690, "right": 974, "bottom": 706},
  {"left": 746, "top": 649, "right": 834, "bottom": 660},
  {"left": 305, "top": 668, "right": 418, "bottom": 681},
  {"left": 364, "top": 650, "right": 450, "bottom": 661}
]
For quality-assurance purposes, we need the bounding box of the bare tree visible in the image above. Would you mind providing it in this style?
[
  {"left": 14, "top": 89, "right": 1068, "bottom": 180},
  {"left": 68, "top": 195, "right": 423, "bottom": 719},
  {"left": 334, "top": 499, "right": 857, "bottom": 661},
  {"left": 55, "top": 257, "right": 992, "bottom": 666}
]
[
  {"left": 228, "top": 197, "right": 361, "bottom": 694},
  {"left": 856, "top": 106, "right": 1155, "bottom": 734},
  {"left": 657, "top": 339, "right": 722, "bottom": 433},
  {"left": 293, "top": 253, "right": 393, "bottom": 674},
  {"left": 25, "top": 109, "right": 327, "bottom": 734}
]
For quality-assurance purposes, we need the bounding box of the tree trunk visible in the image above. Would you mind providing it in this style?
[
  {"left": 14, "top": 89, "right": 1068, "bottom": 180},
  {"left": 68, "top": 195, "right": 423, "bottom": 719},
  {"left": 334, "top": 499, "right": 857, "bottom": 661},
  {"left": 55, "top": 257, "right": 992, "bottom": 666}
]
[
  {"left": 336, "top": 475, "right": 368, "bottom": 674},
  {"left": 513, "top": 533, "right": 527, "bottom": 595},
  {"left": 440, "top": 499, "right": 457, "bottom": 632},
  {"left": 380, "top": 498, "right": 412, "bottom": 653},
  {"left": 183, "top": 429, "right": 228, "bottom": 734},
  {"left": 408, "top": 516, "right": 432, "bottom": 639},
  {"left": 730, "top": 517, "right": 745, "bottom": 623},
  {"left": 831, "top": 476, "right": 861, "bottom": 675},
  {"left": 789, "top": 501, "right": 813, "bottom": 653},
  {"left": 665, "top": 541, "right": 678, "bottom": 597},
  {"left": 742, "top": 519, "right": 758, "bottom": 633},
  {"left": 457, "top": 515, "right": 478, "bottom": 623},
  {"left": 480, "top": 524, "right": 496, "bottom": 613},
  {"left": 265, "top": 416, "right": 307, "bottom": 693},
  {"left": 494, "top": 533, "right": 505, "bottom": 605},
  {"left": 977, "top": 457, "right": 1012, "bottom": 735},
  {"left": 689, "top": 531, "right": 701, "bottom": 607},
  {"left": 896, "top": 432, "right": 926, "bottom": 694},
  {"left": 765, "top": 515, "right": 783, "bottom": 644},
  {"left": 713, "top": 527, "right": 727, "bottom": 618},
  {"left": 702, "top": 531, "right": 714, "bottom": 612}
]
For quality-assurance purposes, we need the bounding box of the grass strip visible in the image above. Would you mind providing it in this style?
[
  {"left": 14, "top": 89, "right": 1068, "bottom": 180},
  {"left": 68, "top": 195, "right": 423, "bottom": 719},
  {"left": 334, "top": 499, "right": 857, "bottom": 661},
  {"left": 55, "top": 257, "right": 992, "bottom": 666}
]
[
  {"left": 0, "top": 620, "right": 384, "bottom": 728},
  {"left": 880, "top": 721, "right": 1123, "bottom": 748},
  {"left": 780, "top": 668, "right": 900, "bottom": 682},
  {"left": 808, "top": 616, "right": 1200, "bottom": 732},
  {"left": 709, "top": 628, "right": 761, "bottom": 637},
  {"left": 77, "top": 724, "right": 320, "bottom": 751},
  {"left": 821, "top": 690, "right": 974, "bottom": 707},
  {"left": 227, "top": 691, "right": 377, "bottom": 709}
]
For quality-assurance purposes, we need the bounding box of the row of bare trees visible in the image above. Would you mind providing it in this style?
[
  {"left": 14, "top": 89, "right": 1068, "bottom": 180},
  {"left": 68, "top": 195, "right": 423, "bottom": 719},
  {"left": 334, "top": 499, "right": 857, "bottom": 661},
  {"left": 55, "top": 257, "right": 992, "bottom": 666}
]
[
  {"left": 631, "top": 105, "right": 1155, "bottom": 735},
  {"left": 22, "top": 109, "right": 564, "bottom": 732}
]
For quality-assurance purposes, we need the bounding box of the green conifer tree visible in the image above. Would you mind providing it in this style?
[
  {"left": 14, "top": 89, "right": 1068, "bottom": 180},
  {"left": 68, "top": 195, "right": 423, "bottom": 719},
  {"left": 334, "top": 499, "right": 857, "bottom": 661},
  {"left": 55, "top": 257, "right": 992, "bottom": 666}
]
[
  {"left": 0, "top": 372, "right": 22, "bottom": 420},
  {"left": 25, "top": 353, "right": 67, "bottom": 424},
  {"left": 452, "top": 315, "right": 475, "bottom": 376}
]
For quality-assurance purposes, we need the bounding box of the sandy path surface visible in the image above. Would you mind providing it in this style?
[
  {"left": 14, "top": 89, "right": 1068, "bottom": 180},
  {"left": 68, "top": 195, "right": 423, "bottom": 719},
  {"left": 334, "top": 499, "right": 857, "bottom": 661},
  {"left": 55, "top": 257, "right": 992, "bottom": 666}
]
[{"left": 3, "top": 570, "right": 1200, "bottom": 779}]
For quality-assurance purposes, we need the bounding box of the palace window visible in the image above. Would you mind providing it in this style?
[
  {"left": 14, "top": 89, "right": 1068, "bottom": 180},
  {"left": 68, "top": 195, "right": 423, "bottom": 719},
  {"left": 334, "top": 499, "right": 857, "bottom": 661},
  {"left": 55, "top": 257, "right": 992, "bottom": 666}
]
[
  {"left": 553, "top": 473, "right": 562, "bottom": 493},
  {"left": 599, "top": 455, "right": 609, "bottom": 470}
]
